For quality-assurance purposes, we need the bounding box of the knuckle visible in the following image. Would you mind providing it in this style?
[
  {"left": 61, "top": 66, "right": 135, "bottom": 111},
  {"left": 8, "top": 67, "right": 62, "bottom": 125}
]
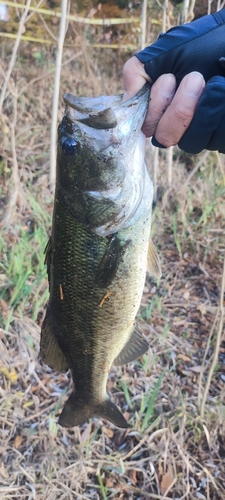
[{"left": 123, "top": 57, "right": 138, "bottom": 76}]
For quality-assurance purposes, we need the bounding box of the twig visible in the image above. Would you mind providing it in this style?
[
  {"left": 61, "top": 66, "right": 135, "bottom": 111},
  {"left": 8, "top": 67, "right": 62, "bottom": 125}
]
[
  {"left": 0, "top": 0, "right": 31, "bottom": 113},
  {"left": 49, "top": 0, "right": 68, "bottom": 190},
  {"left": 3, "top": 1, "right": 139, "bottom": 24},
  {"left": 184, "top": 150, "right": 210, "bottom": 186},
  {"left": 197, "top": 310, "right": 219, "bottom": 408},
  {"left": 0, "top": 32, "right": 137, "bottom": 49},
  {"left": 199, "top": 255, "right": 225, "bottom": 419}
]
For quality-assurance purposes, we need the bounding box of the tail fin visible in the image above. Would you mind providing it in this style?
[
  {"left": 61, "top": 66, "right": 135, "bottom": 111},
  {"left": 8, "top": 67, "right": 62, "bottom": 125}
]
[{"left": 58, "top": 393, "right": 128, "bottom": 429}]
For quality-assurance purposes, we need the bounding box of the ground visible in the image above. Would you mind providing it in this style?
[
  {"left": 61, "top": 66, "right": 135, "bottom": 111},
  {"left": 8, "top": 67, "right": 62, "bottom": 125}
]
[{"left": 0, "top": 2, "right": 225, "bottom": 499}]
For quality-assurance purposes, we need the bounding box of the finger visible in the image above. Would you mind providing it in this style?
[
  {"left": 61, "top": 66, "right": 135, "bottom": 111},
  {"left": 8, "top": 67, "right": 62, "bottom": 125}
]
[
  {"left": 153, "top": 72, "right": 205, "bottom": 147},
  {"left": 142, "top": 73, "right": 176, "bottom": 137},
  {"left": 178, "top": 76, "right": 225, "bottom": 153},
  {"left": 122, "top": 56, "right": 151, "bottom": 102}
]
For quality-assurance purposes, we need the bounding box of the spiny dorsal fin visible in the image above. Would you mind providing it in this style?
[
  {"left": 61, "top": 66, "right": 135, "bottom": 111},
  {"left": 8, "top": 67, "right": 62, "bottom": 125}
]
[
  {"left": 147, "top": 239, "right": 161, "bottom": 279},
  {"left": 40, "top": 310, "right": 69, "bottom": 372},
  {"left": 114, "top": 327, "right": 149, "bottom": 366}
]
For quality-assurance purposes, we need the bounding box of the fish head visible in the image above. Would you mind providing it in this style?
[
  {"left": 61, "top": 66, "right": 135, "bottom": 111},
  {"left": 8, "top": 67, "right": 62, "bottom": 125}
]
[
  {"left": 57, "top": 84, "right": 151, "bottom": 234},
  {"left": 57, "top": 113, "right": 125, "bottom": 194}
]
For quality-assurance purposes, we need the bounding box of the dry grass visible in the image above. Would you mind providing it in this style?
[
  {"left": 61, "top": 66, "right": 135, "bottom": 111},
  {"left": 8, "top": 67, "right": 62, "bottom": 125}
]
[{"left": 1, "top": 2, "right": 225, "bottom": 499}]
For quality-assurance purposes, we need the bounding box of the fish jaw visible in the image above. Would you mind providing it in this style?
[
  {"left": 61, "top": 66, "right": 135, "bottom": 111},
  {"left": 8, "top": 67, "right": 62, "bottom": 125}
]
[{"left": 58, "top": 392, "right": 128, "bottom": 429}]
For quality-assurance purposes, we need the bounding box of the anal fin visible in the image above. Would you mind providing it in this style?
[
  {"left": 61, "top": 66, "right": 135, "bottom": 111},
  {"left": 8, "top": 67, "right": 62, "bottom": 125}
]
[
  {"left": 40, "top": 310, "right": 69, "bottom": 372},
  {"left": 114, "top": 327, "right": 149, "bottom": 366}
]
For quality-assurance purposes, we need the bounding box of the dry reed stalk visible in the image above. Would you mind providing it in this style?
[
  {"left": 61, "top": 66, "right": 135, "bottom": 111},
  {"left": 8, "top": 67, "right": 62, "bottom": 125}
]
[
  {"left": 3, "top": 1, "right": 139, "bottom": 24},
  {"left": 184, "top": 150, "right": 210, "bottom": 185},
  {"left": 153, "top": 146, "right": 159, "bottom": 203},
  {"left": 49, "top": 0, "right": 68, "bottom": 189},
  {"left": 188, "top": 0, "right": 196, "bottom": 20},
  {"left": 166, "top": 147, "right": 173, "bottom": 187},
  {"left": 181, "top": 0, "right": 190, "bottom": 23},
  {"left": 199, "top": 255, "right": 225, "bottom": 419},
  {"left": 0, "top": 32, "right": 137, "bottom": 49},
  {"left": 0, "top": 0, "right": 31, "bottom": 112},
  {"left": 0, "top": 97, "right": 19, "bottom": 225},
  {"left": 162, "top": 0, "right": 174, "bottom": 188},
  {"left": 141, "top": 0, "right": 147, "bottom": 50}
]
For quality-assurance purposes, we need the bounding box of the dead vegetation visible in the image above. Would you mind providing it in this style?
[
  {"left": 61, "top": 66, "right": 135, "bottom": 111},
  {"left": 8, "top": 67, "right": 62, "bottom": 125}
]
[{"left": 0, "top": 1, "right": 225, "bottom": 499}]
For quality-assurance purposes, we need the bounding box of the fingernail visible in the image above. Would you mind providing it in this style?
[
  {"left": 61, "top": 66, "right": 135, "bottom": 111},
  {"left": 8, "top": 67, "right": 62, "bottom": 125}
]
[
  {"left": 184, "top": 72, "right": 204, "bottom": 97},
  {"left": 159, "top": 74, "right": 176, "bottom": 98}
]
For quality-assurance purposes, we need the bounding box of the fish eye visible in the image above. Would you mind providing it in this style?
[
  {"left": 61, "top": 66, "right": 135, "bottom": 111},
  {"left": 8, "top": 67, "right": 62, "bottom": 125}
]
[{"left": 61, "top": 137, "right": 79, "bottom": 156}]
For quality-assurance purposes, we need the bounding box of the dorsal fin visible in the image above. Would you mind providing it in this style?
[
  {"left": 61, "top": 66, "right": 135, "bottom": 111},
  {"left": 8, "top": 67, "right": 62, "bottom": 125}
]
[{"left": 147, "top": 239, "right": 161, "bottom": 279}]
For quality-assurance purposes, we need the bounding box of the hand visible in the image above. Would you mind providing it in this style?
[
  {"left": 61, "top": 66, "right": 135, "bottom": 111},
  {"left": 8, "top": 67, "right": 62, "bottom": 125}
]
[
  {"left": 123, "top": 57, "right": 205, "bottom": 147},
  {"left": 123, "top": 9, "right": 225, "bottom": 154}
]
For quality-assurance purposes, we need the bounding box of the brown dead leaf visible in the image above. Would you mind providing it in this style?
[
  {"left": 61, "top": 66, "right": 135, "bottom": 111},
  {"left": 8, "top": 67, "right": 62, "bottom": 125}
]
[
  {"left": 157, "top": 460, "right": 174, "bottom": 495},
  {"left": 183, "top": 290, "right": 190, "bottom": 300},
  {"left": 105, "top": 477, "right": 114, "bottom": 488},
  {"left": 160, "top": 469, "right": 174, "bottom": 495},
  {"left": 188, "top": 365, "right": 202, "bottom": 373},
  {"left": 14, "top": 435, "right": 23, "bottom": 449},
  {"left": 0, "top": 460, "right": 9, "bottom": 479},
  {"left": 129, "top": 469, "right": 137, "bottom": 485},
  {"left": 102, "top": 426, "right": 114, "bottom": 439},
  {"left": 0, "top": 299, "right": 9, "bottom": 319},
  {"left": 177, "top": 353, "right": 191, "bottom": 362}
]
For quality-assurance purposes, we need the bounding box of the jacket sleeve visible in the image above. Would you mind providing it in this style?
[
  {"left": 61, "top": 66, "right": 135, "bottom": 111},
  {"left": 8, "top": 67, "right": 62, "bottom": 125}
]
[
  {"left": 136, "top": 10, "right": 225, "bottom": 154},
  {"left": 136, "top": 9, "right": 225, "bottom": 85}
]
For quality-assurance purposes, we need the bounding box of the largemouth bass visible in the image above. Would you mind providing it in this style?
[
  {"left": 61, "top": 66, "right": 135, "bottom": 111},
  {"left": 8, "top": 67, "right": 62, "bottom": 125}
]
[{"left": 40, "top": 84, "right": 161, "bottom": 428}]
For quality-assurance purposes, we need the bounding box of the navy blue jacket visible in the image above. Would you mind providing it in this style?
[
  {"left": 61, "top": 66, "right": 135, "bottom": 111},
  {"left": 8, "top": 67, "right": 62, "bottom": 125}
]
[{"left": 136, "top": 9, "right": 225, "bottom": 153}]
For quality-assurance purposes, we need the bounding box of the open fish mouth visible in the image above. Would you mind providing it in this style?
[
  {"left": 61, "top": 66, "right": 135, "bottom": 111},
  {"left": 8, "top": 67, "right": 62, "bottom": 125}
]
[{"left": 63, "top": 83, "right": 150, "bottom": 133}]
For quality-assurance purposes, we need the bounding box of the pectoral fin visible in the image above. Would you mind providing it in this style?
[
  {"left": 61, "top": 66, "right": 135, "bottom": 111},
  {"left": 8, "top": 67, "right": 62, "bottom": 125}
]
[
  {"left": 114, "top": 327, "right": 149, "bottom": 366},
  {"left": 147, "top": 239, "right": 161, "bottom": 279},
  {"left": 97, "top": 234, "right": 131, "bottom": 287},
  {"left": 40, "top": 310, "right": 69, "bottom": 372}
]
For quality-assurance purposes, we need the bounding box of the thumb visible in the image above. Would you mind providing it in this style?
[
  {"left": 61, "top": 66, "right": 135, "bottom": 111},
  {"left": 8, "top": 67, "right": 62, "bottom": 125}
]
[{"left": 122, "top": 56, "right": 152, "bottom": 102}]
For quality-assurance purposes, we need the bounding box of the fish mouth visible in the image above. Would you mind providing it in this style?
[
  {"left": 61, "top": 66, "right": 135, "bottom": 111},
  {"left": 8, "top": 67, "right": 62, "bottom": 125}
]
[{"left": 63, "top": 83, "right": 150, "bottom": 133}]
